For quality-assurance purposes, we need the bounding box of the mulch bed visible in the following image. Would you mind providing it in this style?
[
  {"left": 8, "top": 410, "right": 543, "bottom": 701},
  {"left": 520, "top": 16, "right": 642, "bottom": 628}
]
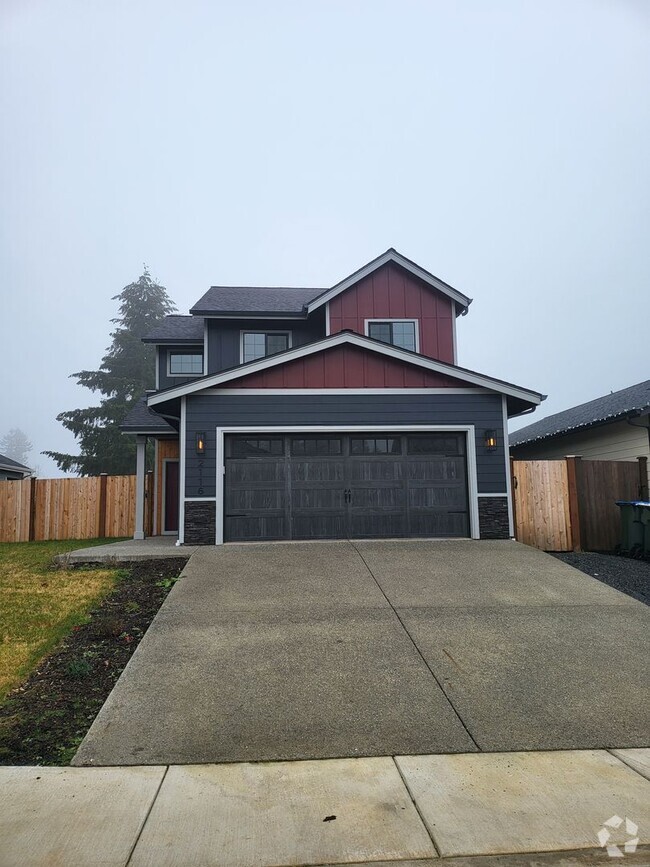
[
  {"left": 0, "top": 558, "right": 187, "bottom": 766},
  {"left": 552, "top": 551, "right": 650, "bottom": 606}
]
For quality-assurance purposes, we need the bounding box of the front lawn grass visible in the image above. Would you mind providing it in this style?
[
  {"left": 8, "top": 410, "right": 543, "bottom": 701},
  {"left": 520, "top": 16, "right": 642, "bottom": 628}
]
[{"left": 0, "top": 540, "right": 124, "bottom": 701}]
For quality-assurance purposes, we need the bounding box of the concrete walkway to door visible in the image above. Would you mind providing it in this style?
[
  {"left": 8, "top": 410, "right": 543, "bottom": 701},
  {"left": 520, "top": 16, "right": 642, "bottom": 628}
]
[{"left": 73, "top": 539, "right": 649, "bottom": 766}]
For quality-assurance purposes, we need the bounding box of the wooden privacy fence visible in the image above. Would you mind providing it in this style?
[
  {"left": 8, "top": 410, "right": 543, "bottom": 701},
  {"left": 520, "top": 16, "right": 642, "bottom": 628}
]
[
  {"left": 0, "top": 473, "right": 153, "bottom": 543},
  {"left": 512, "top": 456, "right": 648, "bottom": 552}
]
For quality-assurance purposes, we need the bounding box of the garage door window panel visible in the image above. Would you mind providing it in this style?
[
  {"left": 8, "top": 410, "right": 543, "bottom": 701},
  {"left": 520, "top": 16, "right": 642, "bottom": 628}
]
[
  {"left": 291, "top": 438, "right": 342, "bottom": 456},
  {"left": 350, "top": 437, "right": 401, "bottom": 455},
  {"left": 407, "top": 435, "right": 465, "bottom": 455}
]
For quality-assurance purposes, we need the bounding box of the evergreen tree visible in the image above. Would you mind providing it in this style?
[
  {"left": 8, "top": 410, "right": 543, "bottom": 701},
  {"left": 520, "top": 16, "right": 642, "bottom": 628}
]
[
  {"left": 0, "top": 428, "right": 33, "bottom": 466},
  {"left": 45, "top": 268, "right": 176, "bottom": 475}
]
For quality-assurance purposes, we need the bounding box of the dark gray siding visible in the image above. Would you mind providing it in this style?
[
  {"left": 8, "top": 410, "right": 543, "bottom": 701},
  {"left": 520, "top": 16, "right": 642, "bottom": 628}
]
[
  {"left": 158, "top": 345, "right": 204, "bottom": 391},
  {"left": 184, "top": 392, "right": 507, "bottom": 498},
  {"left": 206, "top": 313, "right": 325, "bottom": 374}
]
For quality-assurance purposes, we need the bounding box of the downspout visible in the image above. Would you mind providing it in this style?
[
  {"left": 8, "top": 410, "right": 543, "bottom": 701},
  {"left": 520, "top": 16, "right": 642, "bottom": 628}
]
[
  {"left": 626, "top": 413, "right": 650, "bottom": 496},
  {"left": 626, "top": 413, "right": 650, "bottom": 450}
]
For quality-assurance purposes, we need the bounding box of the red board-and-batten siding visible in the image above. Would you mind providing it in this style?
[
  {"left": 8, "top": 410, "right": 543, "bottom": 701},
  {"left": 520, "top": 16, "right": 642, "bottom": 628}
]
[
  {"left": 327, "top": 262, "right": 455, "bottom": 364},
  {"left": 225, "top": 344, "right": 461, "bottom": 389}
]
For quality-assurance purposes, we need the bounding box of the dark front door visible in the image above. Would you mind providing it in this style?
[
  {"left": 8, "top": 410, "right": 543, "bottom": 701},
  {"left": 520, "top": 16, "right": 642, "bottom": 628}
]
[
  {"left": 164, "top": 460, "right": 179, "bottom": 533},
  {"left": 224, "top": 433, "right": 469, "bottom": 542}
]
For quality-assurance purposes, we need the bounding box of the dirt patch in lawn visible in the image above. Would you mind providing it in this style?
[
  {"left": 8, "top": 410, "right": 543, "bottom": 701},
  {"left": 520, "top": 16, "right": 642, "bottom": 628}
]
[{"left": 0, "top": 558, "right": 187, "bottom": 765}]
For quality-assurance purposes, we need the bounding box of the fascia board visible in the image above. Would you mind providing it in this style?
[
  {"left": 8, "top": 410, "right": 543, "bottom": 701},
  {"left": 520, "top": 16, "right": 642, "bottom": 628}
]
[
  {"left": 189, "top": 312, "right": 308, "bottom": 319},
  {"left": 142, "top": 338, "right": 204, "bottom": 345},
  {"left": 306, "top": 250, "right": 472, "bottom": 314},
  {"left": 148, "top": 331, "right": 544, "bottom": 407}
]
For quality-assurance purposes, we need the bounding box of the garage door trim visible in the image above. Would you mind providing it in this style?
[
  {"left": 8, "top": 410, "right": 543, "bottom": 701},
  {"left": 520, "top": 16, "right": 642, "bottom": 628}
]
[{"left": 215, "top": 425, "right": 480, "bottom": 544}]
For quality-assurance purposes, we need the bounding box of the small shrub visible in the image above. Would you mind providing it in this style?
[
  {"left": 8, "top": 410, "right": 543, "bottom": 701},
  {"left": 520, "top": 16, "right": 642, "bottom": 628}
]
[{"left": 65, "top": 659, "right": 92, "bottom": 678}]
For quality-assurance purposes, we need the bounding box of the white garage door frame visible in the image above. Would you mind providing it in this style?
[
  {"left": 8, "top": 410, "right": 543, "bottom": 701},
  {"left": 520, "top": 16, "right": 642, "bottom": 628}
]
[{"left": 214, "top": 425, "right": 480, "bottom": 545}]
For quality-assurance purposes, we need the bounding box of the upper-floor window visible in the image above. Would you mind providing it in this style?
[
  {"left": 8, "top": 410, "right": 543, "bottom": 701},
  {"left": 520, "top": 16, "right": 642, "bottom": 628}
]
[
  {"left": 365, "top": 319, "right": 418, "bottom": 352},
  {"left": 241, "top": 331, "right": 291, "bottom": 363},
  {"left": 168, "top": 352, "right": 203, "bottom": 376}
]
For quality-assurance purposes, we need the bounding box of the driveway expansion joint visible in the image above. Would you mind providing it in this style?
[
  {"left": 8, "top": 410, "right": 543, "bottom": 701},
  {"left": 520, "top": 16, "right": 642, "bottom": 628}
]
[{"left": 349, "top": 539, "right": 482, "bottom": 752}]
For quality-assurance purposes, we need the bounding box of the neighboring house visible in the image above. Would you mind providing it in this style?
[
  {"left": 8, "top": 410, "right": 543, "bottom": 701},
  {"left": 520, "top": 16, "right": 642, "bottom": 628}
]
[
  {"left": 121, "top": 248, "right": 545, "bottom": 544},
  {"left": 510, "top": 380, "right": 650, "bottom": 463},
  {"left": 0, "top": 453, "right": 32, "bottom": 480}
]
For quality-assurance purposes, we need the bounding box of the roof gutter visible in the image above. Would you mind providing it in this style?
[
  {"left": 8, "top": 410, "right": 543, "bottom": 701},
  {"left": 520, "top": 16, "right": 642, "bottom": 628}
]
[{"left": 512, "top": 407, "right": 650, "bottom": 448}]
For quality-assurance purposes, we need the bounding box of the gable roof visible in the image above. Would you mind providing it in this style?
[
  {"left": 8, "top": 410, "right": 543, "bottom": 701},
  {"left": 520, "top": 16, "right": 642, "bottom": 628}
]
[
  {"left": 186, "top": 248, "right": 472, "bottom": 318},
  {"left": 0, "top": 453, "right": 31, "bottom": 474},
  {"left": 143, "top": 315, "right": 204, "bottom": 344},
  {"left": 509, "top": 379, "right": 650, "bottom": 447},
  {"left": 148, "top": 330, "right": 544, "bottom": 414},
  {"left": 306, "top": 248, "right": 472, "bottom": 316},
  {"left": 190, "top": 286, "right": 323, "bottom": 317}
]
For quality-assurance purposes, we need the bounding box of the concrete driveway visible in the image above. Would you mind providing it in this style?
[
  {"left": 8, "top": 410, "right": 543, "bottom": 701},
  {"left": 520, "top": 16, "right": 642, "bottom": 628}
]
[{"left": 73, "top": 540, "right": 650, "bottom": 766}]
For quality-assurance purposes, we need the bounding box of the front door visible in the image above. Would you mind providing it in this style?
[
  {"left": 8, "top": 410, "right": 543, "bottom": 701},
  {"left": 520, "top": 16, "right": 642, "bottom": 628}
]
[
  {"left": 224, "top": 433, "right": 469, "bottom": 542},
  {"left": 164, "top": 460, "right": 180, "bottom": 533}
]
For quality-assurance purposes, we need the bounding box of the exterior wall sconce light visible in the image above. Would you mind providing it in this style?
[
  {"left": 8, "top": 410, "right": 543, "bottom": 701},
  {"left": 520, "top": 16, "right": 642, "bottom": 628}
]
[
  {"left": 196, "top": 432, "right": 206, "bottom": 455},
  {"left": 484, "top": 429, "right": 497, "bottom": 451}
]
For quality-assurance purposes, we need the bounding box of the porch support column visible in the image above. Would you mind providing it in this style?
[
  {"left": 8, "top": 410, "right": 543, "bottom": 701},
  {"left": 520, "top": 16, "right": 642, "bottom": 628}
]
[{"left": 134, "top": 435, "right": 147, "bottom": 540}]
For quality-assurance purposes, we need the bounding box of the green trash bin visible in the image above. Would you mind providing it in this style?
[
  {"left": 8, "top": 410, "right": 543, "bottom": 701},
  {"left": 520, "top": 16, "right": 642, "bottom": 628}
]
[
  {"left": 637, "top": 502, "right": 650, "bottom": 555},
  {"left": 616, "top": 501, "right": 650, "bottom": 554}
]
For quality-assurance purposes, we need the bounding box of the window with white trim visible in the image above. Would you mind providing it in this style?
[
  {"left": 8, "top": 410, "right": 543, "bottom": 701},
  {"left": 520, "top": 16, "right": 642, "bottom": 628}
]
[
  {"left": 169, "top": 352, "right": 203, "bottom": 375},
  {"left": 366, "top": 320, "right": 418, "bottom": 352},
  {"left": 242, "top": 331, "right": 291, "bottom": 363}
]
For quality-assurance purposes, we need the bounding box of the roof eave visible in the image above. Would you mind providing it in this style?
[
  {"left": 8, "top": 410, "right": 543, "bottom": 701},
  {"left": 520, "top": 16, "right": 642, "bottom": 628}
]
[
  {"left": 0, "top": 463, "right": 31, "bottom": 474},
  {"left": 511, "top": 407, "right": 649, "bottom": 448},
  {"left": 306, "top": 249, "right": 473, "bottom": 315},
  {"left": 141, "top": 337, "right": 204, "bottom": 345},
  {"left": 148, "top": 331, "right": 544, "bottom": 408},
  {"left": 188, "top": 310, "right": 309, "bottom": 319},
  {"left": 120, "top": 428, "right": 176, "bottom": 436}
]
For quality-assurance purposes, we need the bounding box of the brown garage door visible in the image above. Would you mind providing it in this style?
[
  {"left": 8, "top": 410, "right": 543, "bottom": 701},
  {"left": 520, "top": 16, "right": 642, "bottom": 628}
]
[{"left": 224, "top": 432, "right": 469, "bottom": 542}]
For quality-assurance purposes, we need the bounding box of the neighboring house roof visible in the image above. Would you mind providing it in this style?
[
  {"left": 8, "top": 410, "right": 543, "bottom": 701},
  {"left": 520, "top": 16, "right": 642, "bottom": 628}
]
[
  {"left": 306, "top": 248, "right": 472, "bottom": 316},
  {"left": 190, "top": 286, "right": 323, "bottom": 317},
  {"left": 120, "top": 397, "right": 178, "bottom": 434},
  {"left": 188, "top": 248, "right": 472, "bottom": 318},
  {"left": 148, "top": 330, "right": 545, "bottom": 414},
  {"left": 142, "top": 315, "right": 204, "bottom": 344},
  {"left": 509, "top": 379, "right": 650, "bottom": 447},
  {"left": 0, "top": 453, "right": 32, "bottom": 475}
]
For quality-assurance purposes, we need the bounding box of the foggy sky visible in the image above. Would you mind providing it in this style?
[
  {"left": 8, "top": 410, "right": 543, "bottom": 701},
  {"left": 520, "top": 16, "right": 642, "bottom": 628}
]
[{"left": 1, "top": 0, "right": 648, "bottom": 477}]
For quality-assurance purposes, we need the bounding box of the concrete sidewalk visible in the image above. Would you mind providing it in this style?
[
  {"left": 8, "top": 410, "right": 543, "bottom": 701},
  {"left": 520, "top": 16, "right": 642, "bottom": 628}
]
[
  {"left": 58, "top": 536, "right": 198, "bottom": 564},
  {"left": 1, "top": 749, "right": 649, "bottom": 866}
]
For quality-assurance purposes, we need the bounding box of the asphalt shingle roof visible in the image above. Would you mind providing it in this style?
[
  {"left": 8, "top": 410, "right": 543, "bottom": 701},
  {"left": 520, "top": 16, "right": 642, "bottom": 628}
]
[
  {"left": 120, "top": 398, "right": 177, "bottom": 434},
  {"left": 143, "top": 315, "right": 204, "bottom": 343},
  {"left": 509, "top": 379, "right": 650, "bottom": 447},
  {"left": 190, "top": 286, "right": 325, "bottom": 316},
  {"left": 0, "top": 453, "right": 31, "bottom": 472}
]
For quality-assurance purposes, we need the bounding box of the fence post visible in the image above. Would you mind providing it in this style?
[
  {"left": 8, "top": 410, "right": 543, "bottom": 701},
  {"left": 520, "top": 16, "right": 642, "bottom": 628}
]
[
  {"left": 638, "top": 456, "right": 649, "bottom": 501},
  {"left": 509, "top": 457, "right": 518, "bottom": 539},
  {"left": 98, "top": 473, "right": 108, "bottom": 539},
  {"left": 146, "top": 470, "right": 154, "bottom": 536},
  {"left": 565, "top": 455, "right": 583, "bottom": 552},
  {"left": 28, "top": 477, "right": 37, "bottom": 542}
]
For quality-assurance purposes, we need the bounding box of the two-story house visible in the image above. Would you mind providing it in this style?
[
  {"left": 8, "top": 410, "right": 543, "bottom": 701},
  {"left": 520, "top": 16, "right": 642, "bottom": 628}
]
[{"left": 121, "top": 249, "right": 545, "bottom": 544}]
